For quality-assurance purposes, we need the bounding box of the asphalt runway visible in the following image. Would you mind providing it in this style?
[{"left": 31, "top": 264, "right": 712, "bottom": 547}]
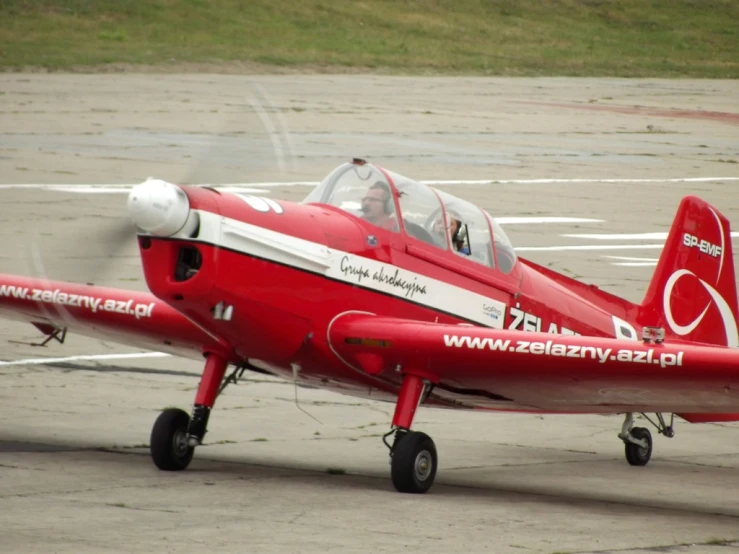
[{"left": 1, "top": 74, "right": 739, "bottom": 554}]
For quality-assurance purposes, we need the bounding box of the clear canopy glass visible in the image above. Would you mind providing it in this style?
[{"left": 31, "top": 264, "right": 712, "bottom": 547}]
[{"left": 303, "top": 160, "right": 518, "bottom": 272}]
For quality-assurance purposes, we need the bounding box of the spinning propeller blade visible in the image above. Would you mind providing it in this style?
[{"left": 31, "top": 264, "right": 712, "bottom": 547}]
[{"left": 23, "top": 83, "right": 297, "bottom": 294}]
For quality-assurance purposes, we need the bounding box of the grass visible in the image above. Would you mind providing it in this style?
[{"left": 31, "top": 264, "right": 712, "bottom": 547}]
[
  {"left": 705, "top": 538, "right": 734, "bottom": 546},
  {"left": 0, "top": 0, "right": 737, "bottom": 76}
]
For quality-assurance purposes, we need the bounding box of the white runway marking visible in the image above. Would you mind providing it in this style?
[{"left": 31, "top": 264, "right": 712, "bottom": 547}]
[
  {"left": 565, "top": 231, "right": 739, "bottom": 240},
  {"left": 0, "top": 184, "right": 271, "bottom": 194},
  {"left": 604, "top": 255, "right": 660, "bottom": 262},
  {"left": 0, "top": 352, "right": 171, "bottom": 367},
  {"left": 424, "top": 177, "right": 739, "bottom": 185},
  {"left": 0, "top": 184, "right": 605, "bottom": 225},
  {"left": 2, "top": 176, "right": 738, "bottom": 193},
  {"left": 516, "top": 244, "right": 666, "bottom": 252},
  {"left": 497, "top": 217, "right": 603, "bottom": 225},
  {"left": 610, "top": 262, "right": 658, "bottom": 267},
  {"left": 601, "top": 256, "right": 660, "bottom": 267}
]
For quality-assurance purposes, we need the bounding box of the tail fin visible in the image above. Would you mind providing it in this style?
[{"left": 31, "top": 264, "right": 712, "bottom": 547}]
[{"left": 639, "top": 195, "right": 739, "bottom": 347}]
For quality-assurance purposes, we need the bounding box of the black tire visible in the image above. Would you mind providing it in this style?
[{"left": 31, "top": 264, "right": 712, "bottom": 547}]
[
  {"left": 150, "top": 408, "right": 194, "bottom": 471},
  {"left": 391, "top": 431, "right": 437, "bottom": 494},
  {"left": 625, "top": 426, "right": 652, "bottom": 466}
]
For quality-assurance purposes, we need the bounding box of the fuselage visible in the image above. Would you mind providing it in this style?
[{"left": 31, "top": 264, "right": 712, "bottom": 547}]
[{"left": 136, "top": 165, "right": 641, "bottom": 412}]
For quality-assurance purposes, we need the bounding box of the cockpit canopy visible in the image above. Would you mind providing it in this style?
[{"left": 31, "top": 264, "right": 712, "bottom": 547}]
[{"left": 302, "top": 159, "right": 518, "bottom": 274}]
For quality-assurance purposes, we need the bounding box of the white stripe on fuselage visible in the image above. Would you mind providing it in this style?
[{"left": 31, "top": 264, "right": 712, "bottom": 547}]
[{"left": 191, "top": 210, "right": 508, "bottom": 328}]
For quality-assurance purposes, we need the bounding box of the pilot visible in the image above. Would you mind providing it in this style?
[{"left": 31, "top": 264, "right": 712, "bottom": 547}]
[
  {"left": 433, "top": 211, "right": 470, "bottom": 255},
  {"left": 361, "top": 181, "right": 397, "bottom": 231},
  {"left": 450, "top": 219, "right": 471, "bottom": 256}
]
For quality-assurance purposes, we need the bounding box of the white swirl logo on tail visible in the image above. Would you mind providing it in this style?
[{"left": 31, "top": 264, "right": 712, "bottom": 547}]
[
  {"left": 662, "top": 207, "right": 738, "bottom": 347},
  {"left": 663, "top": 269, "right": 738, "bottom": 346}
]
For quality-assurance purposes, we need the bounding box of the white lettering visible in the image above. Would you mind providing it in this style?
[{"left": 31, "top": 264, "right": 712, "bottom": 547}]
[
  {"left": 660, "top": 352, "right": 678, "bottom": 367},
  {"left": 508, "top": 305, "right": 525, "bottom": 330},
  {"left": 530, "top": 342, "right": 545, "bottom": 355},
  {"left": 683, "top": 233, "right": 721, "bottom": 258},
  {"left": 516, "top": 341, "right": 531, "bottom": 353},
  {"left": 551, "top": 344, "right": 566, "bottom": 356},
  {"left": 0, "top": 284, "right": 156, "bottom": 319},
  {"left": 443, "top": 334, "right": 685, "bottom": 367},
  {"left": 523, "top": 313, "right": 539, "bottom": 333}
]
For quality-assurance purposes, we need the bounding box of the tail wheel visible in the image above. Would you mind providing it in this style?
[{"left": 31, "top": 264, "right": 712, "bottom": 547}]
[
  {"left": 150, "top": 408, "right": 194, "bottom": 471},
  {"left": 625, "top": 426, "right": 652, "bottom": 466},
  {"left": 391, "top": 431, "right": 437, "bottom": 494}
]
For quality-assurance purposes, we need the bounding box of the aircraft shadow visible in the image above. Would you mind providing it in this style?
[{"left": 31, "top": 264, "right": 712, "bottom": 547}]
[{"left": 2, "top": 435, "right": 738, "bottom": 523}]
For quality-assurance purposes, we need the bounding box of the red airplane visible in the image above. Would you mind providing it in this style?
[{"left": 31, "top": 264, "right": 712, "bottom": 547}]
[{"left": 1, "top": 158, "right": 738, "bottom": 494}]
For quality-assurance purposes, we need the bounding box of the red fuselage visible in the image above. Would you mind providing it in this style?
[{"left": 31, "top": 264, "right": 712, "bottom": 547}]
[{"left": 136, "top": 181, "right": 638, "bottom": 412}]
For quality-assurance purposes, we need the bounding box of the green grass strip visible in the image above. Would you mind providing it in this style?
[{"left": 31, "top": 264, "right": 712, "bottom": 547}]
[{"left": 1, "top": 0, "right": 737, "bottom": 76}]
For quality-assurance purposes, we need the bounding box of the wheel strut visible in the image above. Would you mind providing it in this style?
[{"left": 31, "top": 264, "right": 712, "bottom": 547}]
[
  {"left": 150, "top": 352, "right": 229, "bottom": 472},
  {"left": 383, "top": 373, "right": 427, "bottom": 454},
  {"left": 383, "top": 373, "right": 439, "bottom": 494},
  {"left": 391, "top": 373, "right": 426, "bottom": 431},
  {"left": 642, "top": 412, "right": 675, "bottom": 438},
  {"left": 187, "top": 353, "right": 229, "bottom": 446}
]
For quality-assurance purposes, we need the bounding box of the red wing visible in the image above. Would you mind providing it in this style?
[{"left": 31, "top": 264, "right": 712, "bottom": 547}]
[
  {"left": 328, "top": 314, "right": 739, "bottom": 414},
  {"left": 0, "top": 274, "right": 225, "bottom": 361}
]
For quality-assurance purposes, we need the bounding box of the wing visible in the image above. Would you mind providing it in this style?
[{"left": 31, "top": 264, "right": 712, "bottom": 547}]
[
  {"left": 0, "top": 273, "right": 226, "bottom": 361},
  {"left": 327, "top": 314, "right": 739, "bottom": 414}
]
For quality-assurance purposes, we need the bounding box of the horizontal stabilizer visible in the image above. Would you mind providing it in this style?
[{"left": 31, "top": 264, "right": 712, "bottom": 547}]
[{"left": 678, "top": 413, "right": 739, "bottom": 423}]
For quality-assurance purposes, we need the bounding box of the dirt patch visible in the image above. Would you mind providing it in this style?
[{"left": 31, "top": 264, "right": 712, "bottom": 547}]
[
  {"left": 522, "top": 101, "right": 739, "bottom": 126},
  {"left": 0, "top": 60, "right": 397, "bottom": 76}
]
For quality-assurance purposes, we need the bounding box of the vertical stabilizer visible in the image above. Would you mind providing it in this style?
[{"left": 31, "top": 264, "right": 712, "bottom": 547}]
[{"left": 639, "top": 195, "right": 738, "bottom": 347}]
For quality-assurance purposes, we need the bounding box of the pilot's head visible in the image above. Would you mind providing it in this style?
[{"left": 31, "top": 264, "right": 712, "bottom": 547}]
[
  {"left": 449, "top": 218, "right": 461, "bottom": 239},
  {"left": 434, "top": 211, "right": 462, "bottom": 242},
  {"left": 361, "top": 181, "right": 392, "bottom": 223}
]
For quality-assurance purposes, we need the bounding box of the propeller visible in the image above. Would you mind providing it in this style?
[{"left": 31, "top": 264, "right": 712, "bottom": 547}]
[
  {"left": 23, "top": 83, "right": 298, "bottom": 294},
  {"left": 127, "top": 178, "right": 198, "bottom": 238}
]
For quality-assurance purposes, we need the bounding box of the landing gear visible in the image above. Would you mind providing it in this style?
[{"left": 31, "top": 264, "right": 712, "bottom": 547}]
[
  {"left": 618, "top": 412, "right": 674, "bottom": 467},
  {"left": 150, "top": 408, "right": 194, "bottom": 470},
  {"left": 390, "top": 430, "right": 437, "bottom": 493},
  {"left": 150, "top": 353, "right": 229, "bottom": 472},
  {"left": 624, "top": 426, "right": 652, "bottom": 466},
  {"left": 383, "top": 373, "right": 438, "bottom": 494}
]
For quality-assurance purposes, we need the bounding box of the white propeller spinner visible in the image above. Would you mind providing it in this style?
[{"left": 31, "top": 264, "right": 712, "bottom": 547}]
[{"left": 127, "top": 178, "right": 197, "bottom": 237}]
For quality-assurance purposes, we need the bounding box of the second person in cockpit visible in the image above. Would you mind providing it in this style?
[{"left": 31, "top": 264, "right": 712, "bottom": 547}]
[{"left": 433, "top": 212, "right": 470, "bottom": 255}]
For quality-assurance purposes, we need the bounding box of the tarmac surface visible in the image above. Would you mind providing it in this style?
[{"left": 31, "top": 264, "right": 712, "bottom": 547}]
[{"left": 1, "top": 74, "right": 739, "bottom": 553}]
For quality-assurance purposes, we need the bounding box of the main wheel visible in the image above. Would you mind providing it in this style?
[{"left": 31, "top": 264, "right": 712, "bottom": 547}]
[
  {"left": 150, "top": 408, "right": 194, "bottom": 471},
  {"left": 625, "top": 426, "right": 652, "bottom": 466},
  {"left": 390, "top": 431, "right": 437, "bottom": 494}
]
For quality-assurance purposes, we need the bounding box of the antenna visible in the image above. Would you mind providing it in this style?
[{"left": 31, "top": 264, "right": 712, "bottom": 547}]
[{"left": 291, "top": 363, "right": 323, "bottom": 424}]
